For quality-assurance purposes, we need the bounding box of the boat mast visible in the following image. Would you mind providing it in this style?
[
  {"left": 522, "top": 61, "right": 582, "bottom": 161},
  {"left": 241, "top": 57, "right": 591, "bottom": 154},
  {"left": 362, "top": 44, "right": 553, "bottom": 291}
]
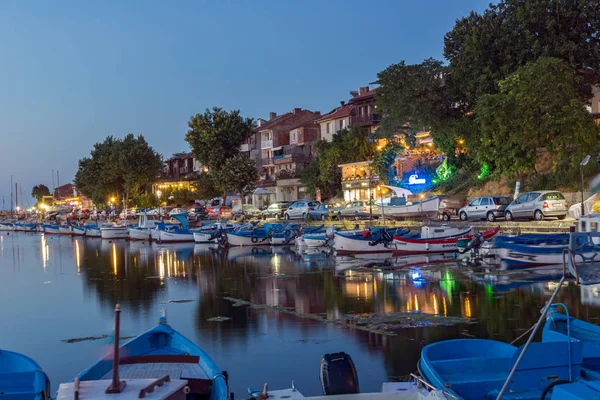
[
  {"left": 57, "top": 170, "right": 61, "bottom": 201},
  {"left": 10, "top": 175, "right": 13, "bottom": 216}
]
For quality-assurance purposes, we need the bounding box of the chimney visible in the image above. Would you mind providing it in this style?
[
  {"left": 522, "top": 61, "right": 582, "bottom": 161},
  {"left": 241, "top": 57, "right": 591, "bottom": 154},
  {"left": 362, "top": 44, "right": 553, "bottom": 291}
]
[
  {"left": 340, "top": 101, "right": 345, "bottom": 107},
  {"left": 257, "top": 118, "right": 267, "bottom": 127},
  {"left": 293, "top": 108, "right": 302, "bottom": 114},
  {"left": 269, "top": 112, "right": 277, "bottom": 120},
  {"left": 358, "top": 86, "right": 369, "bottom": 95}
]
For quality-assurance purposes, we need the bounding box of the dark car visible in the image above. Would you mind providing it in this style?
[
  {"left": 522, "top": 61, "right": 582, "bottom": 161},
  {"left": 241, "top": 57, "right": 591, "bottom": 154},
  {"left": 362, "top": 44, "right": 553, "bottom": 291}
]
[
  {"left": 307, "top": 204, "right": 329, "bottom": 221},
  {"left": 262, "top": 201, "right": 292, "bottom": 219},
  {"left": 188, "top": 206, "right": 208, "bottom": 221}
]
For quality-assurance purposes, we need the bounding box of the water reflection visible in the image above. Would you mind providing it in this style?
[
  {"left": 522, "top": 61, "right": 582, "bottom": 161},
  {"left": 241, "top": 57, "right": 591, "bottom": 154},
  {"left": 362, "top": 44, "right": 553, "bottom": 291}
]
[{"left": 5, "top": 232, "right": 600, "bottom": 394}]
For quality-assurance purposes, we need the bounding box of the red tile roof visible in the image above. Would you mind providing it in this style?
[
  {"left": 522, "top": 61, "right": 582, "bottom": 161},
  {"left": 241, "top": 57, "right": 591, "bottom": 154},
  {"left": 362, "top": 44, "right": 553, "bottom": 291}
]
[
  {"left": 349, "top": 87, "right": 378, "bottom": 103},
  {"left": 316, "top": 105, "right": 351, "bottom": 122},
  {"left": 254, "top": 113, "right": 294, "bottom": 131}
]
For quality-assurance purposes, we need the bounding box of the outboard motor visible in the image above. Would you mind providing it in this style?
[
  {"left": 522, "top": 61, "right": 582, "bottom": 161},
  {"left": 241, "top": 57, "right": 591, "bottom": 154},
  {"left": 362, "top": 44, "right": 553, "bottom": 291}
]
[
  {"left": 368, "top": 229, "right": 393, "bottom": 247},
  {"left": 462, "top": 232, "right": 484, "bottom": 254},
  {"left": 319, "top": 352, "right": 359, "bottom": 395}
]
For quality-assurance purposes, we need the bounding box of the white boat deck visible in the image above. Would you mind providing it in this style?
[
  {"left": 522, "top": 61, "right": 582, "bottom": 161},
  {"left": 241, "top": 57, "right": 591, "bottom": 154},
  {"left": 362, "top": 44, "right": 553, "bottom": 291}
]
[
  {"left": 57, "top": 379, "right": 188, "bottom": 400},
  {"left": 101, "top": 362, "right": 208, "bottom": 380}
]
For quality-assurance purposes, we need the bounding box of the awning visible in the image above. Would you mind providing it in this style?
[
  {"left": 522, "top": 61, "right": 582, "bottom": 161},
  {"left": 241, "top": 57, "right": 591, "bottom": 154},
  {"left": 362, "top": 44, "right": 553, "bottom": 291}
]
[
  {"left": 272, "top": 146, "right": 283, "bottom": 151},
  {"left": 382, "top": 185, "right": 413, "bottom": 197},
  {"left": 253, "top": 188, "right": 274, "bottom": 195}
]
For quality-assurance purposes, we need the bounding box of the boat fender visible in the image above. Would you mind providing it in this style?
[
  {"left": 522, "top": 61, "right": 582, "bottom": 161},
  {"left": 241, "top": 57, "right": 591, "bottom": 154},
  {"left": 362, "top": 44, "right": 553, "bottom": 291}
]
[
  {"left": 251, "top": 235, "right": 259, "bottom": 243},
  {"left": 183, "top": 386, "right": 190, "bottom": 394},
  {"left": 252, "top": 247, "right": 259, "bottom": 255},
  {"left": 320, "top": 352, "right": 359, "bottom": 395}
]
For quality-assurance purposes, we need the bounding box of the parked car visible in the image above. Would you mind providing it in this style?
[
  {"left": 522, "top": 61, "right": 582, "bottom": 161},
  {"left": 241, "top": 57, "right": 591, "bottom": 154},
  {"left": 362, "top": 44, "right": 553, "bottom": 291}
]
[
  {"left": 458, "top": 196, "right": 512, "bottom": 222},
  {"left": 188, "top": 205, "right": 207, "bottom": 221},
  {"left": 505, "top": 191, "right": 568, "bottom": 221},
  {"left": 169, "top": 207, "right": 187, "bottom": 216},
  {"left": 261, "top": 202, "right": 292, "bottom": 219},
  {"left": 283, "top": 200, "right": 321, "bottom": 220},
  {"left": 307, "top": 203, "right": 330, "bottom": 221},
  {"left": 438, "top": 195, "right": 467, "bottom": 221},
  {"left": 232, "top": 204, "right": 262, "bottom": 219},
  {"left": 337, "top": 200, "right": 380, "bottom": 220}
]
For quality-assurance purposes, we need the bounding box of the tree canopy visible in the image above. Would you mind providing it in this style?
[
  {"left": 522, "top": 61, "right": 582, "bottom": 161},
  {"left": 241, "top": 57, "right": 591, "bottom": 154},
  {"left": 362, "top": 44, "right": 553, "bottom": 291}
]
[
  {"left": 185, "top": 107, "right": 255, "bottom": 170},
  {"left": 376, "top": 0, "right": 600, "bottom": 183},
  {"left": 474, "top": 57, "right": 598, "bottom": 177},
  {"left": 74, "top": 134, "right": 163, "bottom": 206},
  {"left": 185, "top": 107, "right": 256, "bottom": 199},
  {"left": 31, "top": 184, "right": 50, "bottom": 204}
]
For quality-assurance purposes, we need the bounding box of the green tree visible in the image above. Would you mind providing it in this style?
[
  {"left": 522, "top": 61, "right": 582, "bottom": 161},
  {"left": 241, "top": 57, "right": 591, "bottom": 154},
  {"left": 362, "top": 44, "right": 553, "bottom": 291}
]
[
  {"left": 371, "top": 142, "right": 403, "bottom": 185},
  {"left": 444, "top": 0, "right": 600, "bottom": 108},
  {"left": 74, "top": 135, "right": 163, "bottom": 207},
  {"left": 376, "top": 58, "right": 462, "bottom": 156},
  {"left": 300, "top": 127, "right": 374, "bottom": 199},
  {"left": 213, "top": 154, "right": 258, "bottom": 199},
  {"left": 185, "top": 108, "right": 254, "bottom": 171},
  {"left": 31, "top": 184, "right": 51, "bottom": 204},
  {"left": 195, "top": 173, "right": 221, "bottom": 202},
  {"left": 473, "top": 57, "right": 599, "bottom": 179}
]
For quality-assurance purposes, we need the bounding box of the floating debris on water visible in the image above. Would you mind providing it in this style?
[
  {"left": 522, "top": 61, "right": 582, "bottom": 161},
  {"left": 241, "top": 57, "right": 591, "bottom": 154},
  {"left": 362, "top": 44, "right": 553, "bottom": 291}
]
[
  {"left": 61, "top": 335, "right": 135, "bottom": 343},
  {"left": 207, "top": 316, "right": 232, "bottom": 322},
  {"left": 223, "top": 296, "right": 474, "bottom": 336},
  {"left": 44, "top": 281, "right": 52, "bottom": 284},
  {"left": 160, "top": 299, "right": 194, "bottom": 304}
]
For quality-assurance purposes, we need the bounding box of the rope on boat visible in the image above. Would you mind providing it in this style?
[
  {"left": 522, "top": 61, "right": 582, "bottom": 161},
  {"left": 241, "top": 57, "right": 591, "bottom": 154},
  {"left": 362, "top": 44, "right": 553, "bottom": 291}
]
[{"left": 510, "top": 324, "right": 535, "bottom": 345}]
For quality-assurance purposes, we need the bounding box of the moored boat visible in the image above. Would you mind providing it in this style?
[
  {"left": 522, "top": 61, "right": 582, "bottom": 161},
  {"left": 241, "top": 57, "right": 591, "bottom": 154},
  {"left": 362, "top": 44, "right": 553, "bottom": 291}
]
[
  {"left": 0, "top": 348, "right": 51, "bottom": 400},
  {"left": 393, "top": 226, "right": 499, "bottom": 255},
  {"left": 334, "top": 227, "right": 410, "bottom": 254},
  {"left": 128, "top": 213, "right": 159, "bottom": 241},
  {"left": 84, "top": 225, "right": 102, "bottom": 237},
  {"left": 42, "top": 224, "right": 61, "bottom": 234},
  {"left": 72, "top": 225, "right": 86, "bottom": 236},
  {"left": 67, "top": 306, "right": 228, "bottom": 400},
  {"left": 101, "top": 226, "right": 130, "bottom": 240},
  {"left": 59, "top": 225, "right": 72, "bottom": 235}
]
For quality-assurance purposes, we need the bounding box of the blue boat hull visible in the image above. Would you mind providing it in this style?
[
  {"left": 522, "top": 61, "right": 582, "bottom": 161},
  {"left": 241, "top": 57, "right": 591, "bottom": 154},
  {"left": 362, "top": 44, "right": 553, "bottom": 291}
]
[
  {"left": 419, "top": 338, "right": 583, "bottom": 400},
  {"left": 78, "top": 323, "right": 227, "bottom": 400},
  {"left": 0, "top": 349, "right": 50, "bottom": 400}
]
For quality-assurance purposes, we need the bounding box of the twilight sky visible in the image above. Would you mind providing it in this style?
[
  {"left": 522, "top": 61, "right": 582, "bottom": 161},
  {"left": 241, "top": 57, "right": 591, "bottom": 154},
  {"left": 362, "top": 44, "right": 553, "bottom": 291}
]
[{"left": 0, "top": 0, "right": 489, "bottom": 209}]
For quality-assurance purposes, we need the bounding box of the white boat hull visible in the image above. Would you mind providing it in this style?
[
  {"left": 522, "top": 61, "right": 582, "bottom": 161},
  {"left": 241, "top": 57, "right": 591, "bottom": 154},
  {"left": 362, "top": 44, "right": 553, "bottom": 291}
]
[
  {"left": 101, "top": 227, "right": 130, "bottom": 239},
  {"left": 43, "top": 225, "right": 61, "bottom": 234},
  {"left": 380, "top": 196, "right": 441, "bottom": 219},
  {"left": 129, "top": 227, "right": 152, "bottom": 241},
  {"left": 226, "top": 233, "right": 269, "bottom": 246},
  {"left": 304, "top": 236, "right": 329, "bottom": 247},
  {"left": 85, "top": 228, "right": 101, "bottom": 237},
  {"left": 72, "top": 226, "right": 86, "bottom": 236},
  {"left": 334, "top": 231, "right": 397, "bottom": 254},
  {"left": 193, "top": 231, "right": 216, "bottom": 243},
  {"left": 59, "top": 226, "right": 72, "bottom": 235},
  {"left": 157, "top": 231, "right": 194, "bottom": 243},
  {"left": 0, "top": 223, "right": 14, "bottom": 231}
]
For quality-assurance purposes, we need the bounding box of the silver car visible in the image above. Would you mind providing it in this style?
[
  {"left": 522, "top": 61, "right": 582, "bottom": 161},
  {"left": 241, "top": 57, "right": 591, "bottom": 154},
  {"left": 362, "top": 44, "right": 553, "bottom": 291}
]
[
  {"left": 459, "top": 196, "right": 511, "bottom": 222},
  {"left": 505, "top": 191, "right": 568, "bottom": 221},
  {"left": 337, "top": 201, "right": 380, "bottom": 220},
  {"left": 284, "top": 200, "right": 321, "bottom": 220}
]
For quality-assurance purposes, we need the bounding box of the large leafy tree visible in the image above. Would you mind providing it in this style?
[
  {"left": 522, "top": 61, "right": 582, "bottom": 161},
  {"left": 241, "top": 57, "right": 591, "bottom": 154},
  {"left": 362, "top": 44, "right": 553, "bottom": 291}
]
[
  {"left": 185, "top": 108, "right": 255, "bottom": 171},
  {"left": 444, "top": 0, "right": 600, "bottom": 107},
  {"left": 473, "top": 57, "right": 599, "bottom": 178},
  {"left": 74, "top": 135, "right": 163, "bottom": 206},
  {"left": 376, "top": 58, "right": 463, "bottom": 156},
  {"left": 185, "top": 108, "right": 255, "bottom": 198},
  {"left": 31, "top": 184, "right": 51, "bottom": 204},
  {"left": 195, "top": 173, "right": 221, "bottom": 202},
  {"left": 213, "top": 154, "right": 258, "bottom": 199}
]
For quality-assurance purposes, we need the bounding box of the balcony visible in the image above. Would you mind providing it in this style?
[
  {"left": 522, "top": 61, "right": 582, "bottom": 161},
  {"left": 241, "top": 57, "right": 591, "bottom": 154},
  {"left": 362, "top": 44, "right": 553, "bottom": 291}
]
[
  {"left": 240, "top": 143, "right": 250, "bottom": 152},
  {"left": 350, "top": 113, "right": 381, "bottom": 127},
  {"left": 261, "top": 139, "right": 273, "bottom": 149},
  {"left": 179, "top": 166, "right": 189, "bottom": 174},
  {"left": 274, "top": 154, "right": 311, "bottom": 165},
  {"left": 261, "top": 157, "right": 274, "bottom": 166}
]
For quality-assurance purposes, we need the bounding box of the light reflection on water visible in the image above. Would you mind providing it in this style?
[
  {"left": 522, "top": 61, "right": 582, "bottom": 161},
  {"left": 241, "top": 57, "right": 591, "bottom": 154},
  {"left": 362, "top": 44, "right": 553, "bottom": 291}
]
[{"left": 1, "top": 231, "right": 600, "bottom": 396}]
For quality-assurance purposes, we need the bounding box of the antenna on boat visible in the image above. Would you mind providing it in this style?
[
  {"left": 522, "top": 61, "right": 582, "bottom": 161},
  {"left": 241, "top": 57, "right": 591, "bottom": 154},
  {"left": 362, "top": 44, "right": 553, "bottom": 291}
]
[{"left": 106, "top": 304, "right": 126, "bottom": 394}]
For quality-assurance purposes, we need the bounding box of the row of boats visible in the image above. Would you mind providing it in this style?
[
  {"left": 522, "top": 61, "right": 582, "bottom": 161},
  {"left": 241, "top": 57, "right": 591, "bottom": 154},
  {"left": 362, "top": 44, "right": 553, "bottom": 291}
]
[{"left": 0, "top": 212, "right": 502, "bottom": 255}]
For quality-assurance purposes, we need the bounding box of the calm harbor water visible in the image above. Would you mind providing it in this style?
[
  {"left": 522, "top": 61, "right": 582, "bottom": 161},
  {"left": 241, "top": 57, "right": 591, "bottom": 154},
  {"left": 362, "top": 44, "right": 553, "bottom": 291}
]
[{"left": 2, "top": 231, "right": 600, "bottom": 396}]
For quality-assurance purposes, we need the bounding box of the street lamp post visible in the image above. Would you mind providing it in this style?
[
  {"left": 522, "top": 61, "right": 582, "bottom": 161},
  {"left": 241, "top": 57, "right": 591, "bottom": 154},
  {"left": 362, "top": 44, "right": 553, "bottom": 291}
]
[{"left": 580, "top": 155, "right": 591, "bottom": 218}]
